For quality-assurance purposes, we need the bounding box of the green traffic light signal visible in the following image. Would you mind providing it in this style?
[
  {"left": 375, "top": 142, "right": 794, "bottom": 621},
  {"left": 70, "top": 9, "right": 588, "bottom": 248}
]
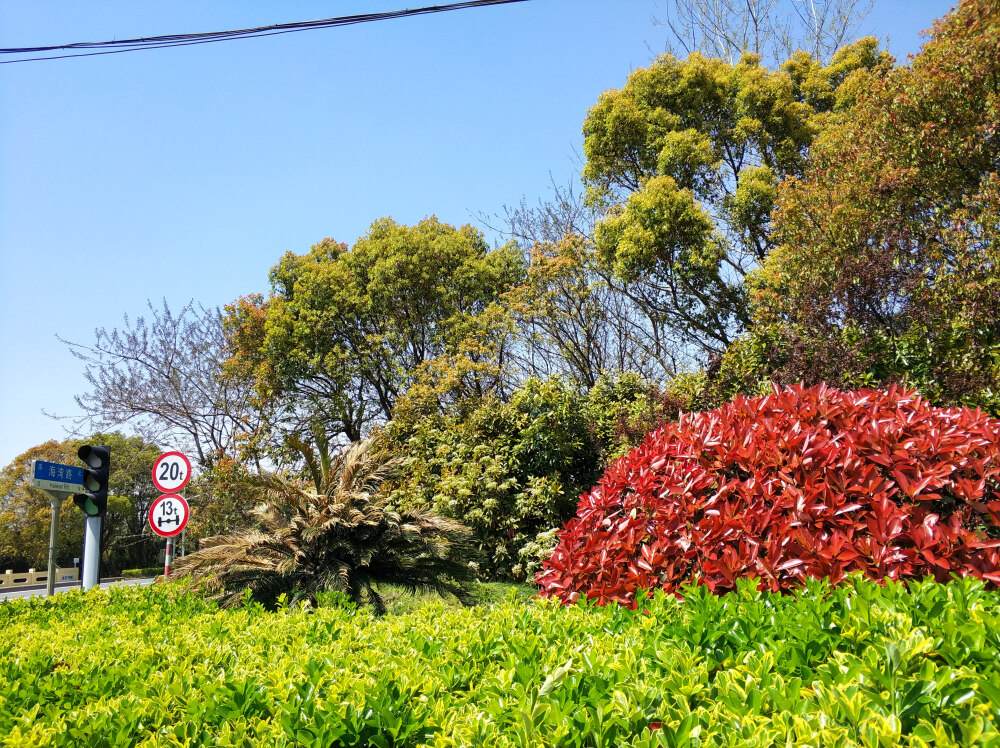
[{"left": 78, "top": 494, "right": 101, "bottom": 516}]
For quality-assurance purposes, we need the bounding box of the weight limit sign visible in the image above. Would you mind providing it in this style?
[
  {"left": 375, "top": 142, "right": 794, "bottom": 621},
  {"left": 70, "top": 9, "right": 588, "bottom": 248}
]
[
  {"left": 149, "top": 494, "right": 190, "bottom": 538},
  {"left": 152, "top": 451, "right": 192, "bottom": 493}
]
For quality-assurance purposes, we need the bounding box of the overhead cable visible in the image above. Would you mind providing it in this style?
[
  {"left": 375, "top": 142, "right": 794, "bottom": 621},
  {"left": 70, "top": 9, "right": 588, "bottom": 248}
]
[{"left": 0, "top": 0, "right": 530, "bottom": 64}]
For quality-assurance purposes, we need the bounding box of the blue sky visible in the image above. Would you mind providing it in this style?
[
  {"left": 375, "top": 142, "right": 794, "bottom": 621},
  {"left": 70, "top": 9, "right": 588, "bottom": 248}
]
[{"left": 0, "top": 0, "right": 954, "bottom": 466}]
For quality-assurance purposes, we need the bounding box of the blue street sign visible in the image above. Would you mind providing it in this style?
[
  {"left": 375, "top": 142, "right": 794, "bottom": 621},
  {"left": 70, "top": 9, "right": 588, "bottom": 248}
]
[{"left": 30, "top": 460, "right": 85, "bottom": 493}]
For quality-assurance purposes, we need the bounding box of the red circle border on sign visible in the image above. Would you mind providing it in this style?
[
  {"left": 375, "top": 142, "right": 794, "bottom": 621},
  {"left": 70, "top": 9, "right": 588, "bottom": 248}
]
[
  {"left": 149, "top": 493, "right": 190, "bottom": 538},
  {"left": 152, "top": 451, "right": 192, "bottom": 493}
]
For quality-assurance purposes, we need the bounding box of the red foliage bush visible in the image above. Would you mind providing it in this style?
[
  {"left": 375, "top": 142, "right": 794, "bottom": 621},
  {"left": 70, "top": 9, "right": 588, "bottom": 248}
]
[{"left": 538, "top": 384, "right": 1000, "bottom": 606}]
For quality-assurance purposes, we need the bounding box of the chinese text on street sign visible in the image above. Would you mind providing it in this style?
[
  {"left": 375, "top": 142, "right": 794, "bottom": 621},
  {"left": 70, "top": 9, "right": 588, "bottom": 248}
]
[{"left": 30, "top": 460, "right": 85, "bottom": 494}]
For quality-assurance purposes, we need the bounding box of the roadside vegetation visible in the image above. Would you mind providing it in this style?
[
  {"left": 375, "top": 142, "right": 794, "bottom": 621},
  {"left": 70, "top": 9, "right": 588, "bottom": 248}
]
[
  {"left": 4, "top": 1, "right": 995, "bottom": 588},
  {"left": 2, "top": 1, "right": 999, "bottom": 743},
  {"left": 3, "top": 578, "right": 1000, "bottom": 747}
]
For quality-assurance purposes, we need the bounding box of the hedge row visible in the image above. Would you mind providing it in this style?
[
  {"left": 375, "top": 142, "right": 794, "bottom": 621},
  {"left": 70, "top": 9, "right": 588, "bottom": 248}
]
[
  {"left": 120, "top": 567, "right": 164, "bottom": 579},
  {"left": 2, "top": 578, "right": 1000, "bottom": 746}
]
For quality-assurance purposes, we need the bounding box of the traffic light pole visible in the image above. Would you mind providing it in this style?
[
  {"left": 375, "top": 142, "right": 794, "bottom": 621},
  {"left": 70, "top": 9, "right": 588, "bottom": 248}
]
[
  {"left": 81, "top": 515, "right": 102, "bottom": 591},
  {"left": 73, "top": 444, "right": 110, "bottom": 591}
]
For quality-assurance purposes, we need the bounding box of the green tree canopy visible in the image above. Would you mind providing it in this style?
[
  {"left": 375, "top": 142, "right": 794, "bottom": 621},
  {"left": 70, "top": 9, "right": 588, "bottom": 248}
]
[
  {"left": 225, "top": 217, "right": 524, "bottom": 466},
  {"left": 742, "top": 0, "right": 1000, "bottom": 411},
  {"left": 0, "top": 433, "right": 162, "bottom": 574},
  {"left": 378, "top": 376, "right": 603, "bottom": 580},
  {"left": 583, "top": 40, "right": 890, "bottom": 358}
]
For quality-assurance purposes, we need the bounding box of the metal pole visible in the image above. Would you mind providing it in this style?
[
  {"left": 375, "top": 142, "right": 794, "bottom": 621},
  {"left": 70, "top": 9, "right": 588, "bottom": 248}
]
[
  {"left": 81, "top": 516, "right": 102, "bottom": 591},
  {"left": 46, "top": 497, "right": 60, "bottom": 596},
  {"left": 164, "top": 537, "right": 173, "bottom": 578},
  {"left": 180, "top": 486, "right": 187, "bottom": 557}
]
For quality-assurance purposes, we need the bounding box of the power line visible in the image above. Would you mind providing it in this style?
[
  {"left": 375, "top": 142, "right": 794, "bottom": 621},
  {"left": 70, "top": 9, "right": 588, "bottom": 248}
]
[{"left": 0, "top": 0, "right": 530, "bottom": 64}]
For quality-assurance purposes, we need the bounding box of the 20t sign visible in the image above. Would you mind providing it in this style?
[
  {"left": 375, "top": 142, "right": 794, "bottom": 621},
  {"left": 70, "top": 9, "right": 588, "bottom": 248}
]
[
  {"left": 152, "top": 451, "right": 191, "bottom": 493},
  {"left": 149, "top": 494, "right": 189, "bottom": 538}
]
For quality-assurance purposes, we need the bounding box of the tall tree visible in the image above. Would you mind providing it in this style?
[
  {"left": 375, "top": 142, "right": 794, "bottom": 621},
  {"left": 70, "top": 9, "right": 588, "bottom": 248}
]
[
  {"left": 226, "top": 217, "right": 524, "bottom": 458},
  {"left": 744, "top": 0, "right": 1000, "bottom": 411},
  {"left": 484, "top": 181, "right": 681, "bottom": 386},
  {"left": 0, "top": 433, "right": 162, "bottom": 573},
  {"left": 583, "top": 39, "right": 891, "bottom": 361},
  {"left": 0, "top": 440, "right": 83, "bottom": 571},
  {"left": 505, "top": 235, "right": 682, "bottom": 387},
  {"left": 62, "top": 300, "right": 263, "bottom": 465}
]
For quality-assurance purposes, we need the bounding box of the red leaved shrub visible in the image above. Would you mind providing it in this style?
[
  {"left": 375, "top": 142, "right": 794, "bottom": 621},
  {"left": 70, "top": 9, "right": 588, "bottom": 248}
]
[{"left": 538, "top": 384, "right": 1000, "bottom": 606}]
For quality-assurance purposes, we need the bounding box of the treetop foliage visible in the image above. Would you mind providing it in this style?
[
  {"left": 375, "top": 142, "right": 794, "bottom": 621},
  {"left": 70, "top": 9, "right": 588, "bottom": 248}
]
[
  {"left": 226, "top": 217, "right": 524, "bottom": 453},
  {"left": 582, "top": 39, "right": 890, "bottom": 357},
  {"left": 741, "top": 0, "right": 1000, "bottom": 410}
]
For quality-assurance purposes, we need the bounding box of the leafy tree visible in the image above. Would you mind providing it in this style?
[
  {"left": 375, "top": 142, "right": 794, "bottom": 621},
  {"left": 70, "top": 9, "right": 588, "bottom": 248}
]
[
  {"left": 379, "top": 376, "right": 600, "bottom": 579},
  {"left": 0, "top": 433, "right": 162, "bottom": 574},
  {"left": 183, "top": 453, "right": 258, "bottom": 542},
  {"left": 62, "top": 300, "right": 264, "bottom": 466},
  {"left": 484, "top": 180, "right": 683, "bottom": 386},
  {"left": 378, "top": 372, "right": 701, "bottom": 579},
  {"left": 225, "top": 217, "right": 524, "bottom": 462},
  {"left": 174, "top": 440, "right": 478, "bottom": 613},
  {"left": 0, "top": 440, "right": 84, "bottom": 572},
  {"left": 582, "top": 371, "right": 705, "bottom": 462},
  {"left": 583, "top": 39, "right": 890, "bottom": 360},
  {"left": 744, "top": 0, "right": 1000, "bottom": 411},
  {"left": 505, "top": 235, "right": 680, "bottom": 387}
]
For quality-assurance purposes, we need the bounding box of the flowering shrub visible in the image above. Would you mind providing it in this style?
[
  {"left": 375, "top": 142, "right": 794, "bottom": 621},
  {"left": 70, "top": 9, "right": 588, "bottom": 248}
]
[{"left": 538, "top": 384, "right": 1000, "bottom": 606}]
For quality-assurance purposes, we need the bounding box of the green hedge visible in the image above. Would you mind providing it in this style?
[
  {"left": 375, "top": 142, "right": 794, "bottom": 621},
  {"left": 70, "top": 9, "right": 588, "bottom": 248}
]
[
  {"left": 1, "top": 577, "right": 999, "bottom": 746},
  {"left": 120, "top": 566, "right": 163, "bottom": 578}
]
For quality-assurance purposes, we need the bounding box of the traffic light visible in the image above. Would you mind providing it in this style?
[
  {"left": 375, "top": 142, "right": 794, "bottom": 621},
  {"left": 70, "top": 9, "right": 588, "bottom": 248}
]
[{"left": 74, "top": 445, "right": 110, "bottom": 517}]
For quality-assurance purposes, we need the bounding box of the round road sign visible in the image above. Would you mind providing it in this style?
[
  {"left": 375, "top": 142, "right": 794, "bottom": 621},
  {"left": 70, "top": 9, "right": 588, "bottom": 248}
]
[
  {"left": 149, "top": 494, "right": 190, "bottom": 538},
  {"left": 152, "top": 451, "right": 191, "bottom": 493}
]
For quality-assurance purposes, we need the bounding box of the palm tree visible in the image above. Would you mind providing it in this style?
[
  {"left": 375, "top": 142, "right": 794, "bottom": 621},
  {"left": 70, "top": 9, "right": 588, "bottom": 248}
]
[{"left": 174, "top": 439, "right": 478, "bottom": 613}]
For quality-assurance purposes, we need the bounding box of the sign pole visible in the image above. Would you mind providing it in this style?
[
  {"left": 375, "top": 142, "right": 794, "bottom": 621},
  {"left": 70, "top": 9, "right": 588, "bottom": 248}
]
[
  {"left": 151, "top": 452, "right": 192, "bottom": 577},
  {"left": 164, "top": 537, "right": 173, "bottom": 578},
  {"left": 46, "top": 497, "right": 60, "bottom": 596},
  {"left": 180, "top": 485, "right": 186, "bottom": 558},
  {"left": 30, "top": 460, "right": 88, "bottom": 594},
  {"left": 81, "top": 516, "right": 102, "bottom": 591}
]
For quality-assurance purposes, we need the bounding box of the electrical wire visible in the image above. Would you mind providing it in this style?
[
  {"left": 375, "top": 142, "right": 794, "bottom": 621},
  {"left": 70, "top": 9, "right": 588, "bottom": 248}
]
[{"left": 0, "top": 0, "right": 530, "bottom": 64}]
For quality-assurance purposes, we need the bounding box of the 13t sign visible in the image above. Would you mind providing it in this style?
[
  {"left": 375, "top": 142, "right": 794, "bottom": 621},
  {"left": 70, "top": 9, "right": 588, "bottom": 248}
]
[
  {"left": 152, "top": 451, "right": 191, "bottom": 493},
  {"left": 149, "top": 494, "right": 190, "bottom": 538}
]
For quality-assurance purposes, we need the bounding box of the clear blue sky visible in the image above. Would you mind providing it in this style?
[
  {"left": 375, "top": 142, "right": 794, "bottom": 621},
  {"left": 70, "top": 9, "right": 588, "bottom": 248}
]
[{"left": 0, "top": 0, "right": 954, "bottom": 466}]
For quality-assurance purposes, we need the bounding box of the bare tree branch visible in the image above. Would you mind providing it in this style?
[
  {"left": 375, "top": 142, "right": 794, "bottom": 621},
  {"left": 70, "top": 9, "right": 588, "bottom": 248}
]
[
  {"left": 58, "top": 299, "right": 264, "bottom": 465},
  {"left": 653, "top": 0, "right": 874, "bottom": 64}
]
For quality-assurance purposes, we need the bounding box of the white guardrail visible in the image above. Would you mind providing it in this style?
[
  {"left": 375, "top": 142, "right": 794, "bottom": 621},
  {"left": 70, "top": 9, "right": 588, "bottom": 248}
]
[{"left": 0, "top": 567, "right": 79, "bottom": 589}]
